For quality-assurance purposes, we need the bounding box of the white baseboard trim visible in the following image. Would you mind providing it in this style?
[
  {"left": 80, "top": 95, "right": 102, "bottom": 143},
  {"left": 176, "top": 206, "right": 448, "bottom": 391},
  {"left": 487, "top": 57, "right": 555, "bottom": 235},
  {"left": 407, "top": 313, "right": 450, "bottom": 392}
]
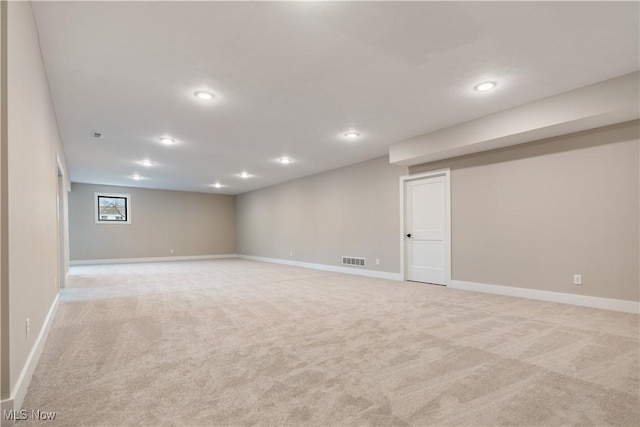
[
  {"left": 238, "top": 255, "right": 402, "bottom": 281},
  {"left": 0, "top": 294, "right": 60, "bottom": 417},
  {"left": 70, "top": 254, "right": 237, "bottom": 266},
  {"left": 450, "top": 280, "right": 639, "bottom": 314}
]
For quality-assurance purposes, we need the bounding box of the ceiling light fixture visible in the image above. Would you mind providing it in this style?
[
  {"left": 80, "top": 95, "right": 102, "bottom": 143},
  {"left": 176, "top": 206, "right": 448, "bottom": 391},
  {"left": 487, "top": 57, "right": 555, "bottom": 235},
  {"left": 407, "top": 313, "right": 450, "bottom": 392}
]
[
  {"left": 474, "top": 81, "right": 497, "bottom": 92},
  {"left": 211, "top": 182, "right": 223, "bottom": 189},
  {"left": 239, "top": 172, "right": 251, "bottom": 179},
  {"left": 139, "top": 159, "right": 154, "bottom": 167},
  {"left": 195, "top": 91, "right": 214, "bottom": 100},
  {"left": 344, "top": 132, "right": 360, "bottom": 139},
  {"left": 279, "top": 156, "right": 293, "bottom": 164},
  {"left": 160, "top": 137, "right": 175, "bottom": 145},
  {"left": 131, "top": 174, "right": 143, "bottom": 181}
]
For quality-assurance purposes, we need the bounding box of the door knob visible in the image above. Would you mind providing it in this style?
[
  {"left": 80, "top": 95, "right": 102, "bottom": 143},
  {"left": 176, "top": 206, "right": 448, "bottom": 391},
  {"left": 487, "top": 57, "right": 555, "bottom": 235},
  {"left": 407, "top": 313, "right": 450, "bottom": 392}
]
[{"left": 406, "top": 233, "right": 412, "bottom": 238}]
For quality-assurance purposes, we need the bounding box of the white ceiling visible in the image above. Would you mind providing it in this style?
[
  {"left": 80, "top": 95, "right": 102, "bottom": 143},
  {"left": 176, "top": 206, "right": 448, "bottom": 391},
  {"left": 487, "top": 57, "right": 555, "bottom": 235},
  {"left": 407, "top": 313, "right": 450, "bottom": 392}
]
[{"left": 32, "top": 1, "right": 639, "bottom": 195}]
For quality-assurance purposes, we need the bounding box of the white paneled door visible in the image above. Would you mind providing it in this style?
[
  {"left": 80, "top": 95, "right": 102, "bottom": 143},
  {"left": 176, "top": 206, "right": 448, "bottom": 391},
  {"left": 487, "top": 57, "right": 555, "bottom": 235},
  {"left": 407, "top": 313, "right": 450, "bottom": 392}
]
[{"left": 405, "top": 173, "right": 448, "bottom": 285}]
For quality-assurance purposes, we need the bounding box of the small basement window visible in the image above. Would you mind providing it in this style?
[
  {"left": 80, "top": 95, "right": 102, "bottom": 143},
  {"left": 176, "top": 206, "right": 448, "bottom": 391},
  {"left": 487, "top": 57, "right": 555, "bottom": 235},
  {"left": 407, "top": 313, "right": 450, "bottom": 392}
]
[{"left": 94, "top": 192, "right": 131, "bottom": 224}]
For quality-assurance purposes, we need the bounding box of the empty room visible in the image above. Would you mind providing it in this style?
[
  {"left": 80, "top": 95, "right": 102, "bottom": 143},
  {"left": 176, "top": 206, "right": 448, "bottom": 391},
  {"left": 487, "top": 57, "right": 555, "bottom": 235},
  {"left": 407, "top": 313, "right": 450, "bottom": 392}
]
[{"left": 1, "top": 1, "right": 639, "bottom": 426}]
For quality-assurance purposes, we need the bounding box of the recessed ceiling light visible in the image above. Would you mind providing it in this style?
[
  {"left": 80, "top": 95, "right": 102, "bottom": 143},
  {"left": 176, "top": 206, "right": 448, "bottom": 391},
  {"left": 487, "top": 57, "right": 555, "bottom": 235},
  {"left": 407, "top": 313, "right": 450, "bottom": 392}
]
[
  {"left": 239, "top": 172, "right": 252, "bottom": 179},
  {"left": 138, "top": 159, "right": 154, "bottom": 167},
  {"left": 279, "top": 156, "right": 293, "bottom": 164},
  {"left": 211, "top": 182, "right": 224, "bottom": 188},
  {"left": 195, "top": 91, "right": 214, "bottom": 100},
  {"left": 474, "top": 81, "right": 497, "bottom": 92},
  {"left": 344, "top": 132, "right": 360, "bottom": 139},
  {"left": 131, "top": 174, "right": 143, "bottom": 181},
  {"left": 160, "top": 137, "right": 175, "bottom": 145}
]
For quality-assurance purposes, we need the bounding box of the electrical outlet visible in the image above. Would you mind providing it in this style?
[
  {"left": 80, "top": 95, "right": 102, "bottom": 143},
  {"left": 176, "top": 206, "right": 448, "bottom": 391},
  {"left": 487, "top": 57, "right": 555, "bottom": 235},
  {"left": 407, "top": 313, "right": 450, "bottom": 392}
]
[
  {"left": 26, "top": 318, "right": 30, "bottom": 338},
  {"left": 573, "top": 274, "right": 582, "bottom": 285},
  {"left": 376, "top": 259, "right": 380, "bottom": 265},
  {"left": 170, "top": 249, "right": 174, "bottom": 254},
  {"left": 289, "top": 251, "right": 293, "bottom": 257}
]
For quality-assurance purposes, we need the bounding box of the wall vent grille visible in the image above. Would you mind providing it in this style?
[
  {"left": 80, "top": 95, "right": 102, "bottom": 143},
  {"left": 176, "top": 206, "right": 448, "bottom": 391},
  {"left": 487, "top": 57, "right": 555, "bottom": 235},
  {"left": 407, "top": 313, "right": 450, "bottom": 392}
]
[{"left": 342, "top": 256, "right": 366, "bottom": 267}]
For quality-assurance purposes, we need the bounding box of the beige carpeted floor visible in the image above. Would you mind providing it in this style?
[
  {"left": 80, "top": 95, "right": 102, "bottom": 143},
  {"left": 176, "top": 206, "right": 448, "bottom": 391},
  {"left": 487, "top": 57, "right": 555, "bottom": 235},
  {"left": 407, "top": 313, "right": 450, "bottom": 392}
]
[{"left": 20, "top": 259, "right": 639, "bottom": 426}]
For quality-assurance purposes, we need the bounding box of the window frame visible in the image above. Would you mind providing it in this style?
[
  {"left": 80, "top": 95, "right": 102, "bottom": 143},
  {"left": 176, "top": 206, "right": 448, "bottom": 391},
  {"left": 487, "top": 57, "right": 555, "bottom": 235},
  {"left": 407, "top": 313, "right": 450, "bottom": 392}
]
[{"left": 94, "top": 192, "right": 131, "bottom": 224}]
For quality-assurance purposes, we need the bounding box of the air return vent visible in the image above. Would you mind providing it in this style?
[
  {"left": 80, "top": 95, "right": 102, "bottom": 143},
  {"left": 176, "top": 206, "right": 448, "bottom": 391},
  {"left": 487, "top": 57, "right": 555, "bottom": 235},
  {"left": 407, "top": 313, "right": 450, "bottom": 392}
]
[
  {"left": 342, "top": 256, "right": 366, "bottom": 267},
  {"left": 92, "top": 131, "right": 103, "bottom": 139}
]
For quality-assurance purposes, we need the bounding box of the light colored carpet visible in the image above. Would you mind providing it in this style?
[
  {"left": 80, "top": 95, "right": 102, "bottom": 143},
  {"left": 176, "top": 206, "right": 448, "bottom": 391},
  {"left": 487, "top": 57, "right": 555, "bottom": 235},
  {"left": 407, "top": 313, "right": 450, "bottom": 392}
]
[{"left": 21, "top": 259, "right": 639, "bottom": 426}]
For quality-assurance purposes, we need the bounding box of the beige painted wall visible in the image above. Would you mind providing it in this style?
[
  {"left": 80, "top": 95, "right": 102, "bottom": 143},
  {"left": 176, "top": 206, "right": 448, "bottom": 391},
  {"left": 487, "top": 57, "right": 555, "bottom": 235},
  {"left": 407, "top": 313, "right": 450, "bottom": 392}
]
[
  {"left": 237, "top": 156, "right": 408, "bottom": 273},
  {"left": 5, "top": 0, "right": 70, "bottom": 401},
  {"left": 0, "top": 0, "right": 7, "bottom": 401},
  {"left": 410, "top": 121, "right": 639, "bottom": 302},
  {"left": 69, "top": 183, "right": 236, "bottom": 260}
]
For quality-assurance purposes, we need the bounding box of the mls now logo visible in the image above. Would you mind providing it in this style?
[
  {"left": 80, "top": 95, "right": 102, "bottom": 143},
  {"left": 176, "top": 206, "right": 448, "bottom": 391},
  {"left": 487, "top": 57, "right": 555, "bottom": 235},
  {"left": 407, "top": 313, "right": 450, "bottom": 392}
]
[{"left": 3, "top": 409, "right": 57, "bottom": 421}]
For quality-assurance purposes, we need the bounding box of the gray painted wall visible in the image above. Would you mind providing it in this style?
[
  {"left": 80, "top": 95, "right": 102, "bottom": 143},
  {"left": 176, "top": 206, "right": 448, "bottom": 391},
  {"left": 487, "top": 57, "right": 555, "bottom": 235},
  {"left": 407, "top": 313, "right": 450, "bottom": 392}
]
[
  {"left": 237, "top": 156, "right": 409, "bottom": 274},
  {"left": 410, "top": 120, "right": 639, "bottom": 302},
  {"left": 0, "top": 0, "right": 7, "bottom": 401},
  {"left": 3, "top": 0, "right": 70, "bottom": 400},
  {"left": 69, "top": 183, "right": 236, "bottom": 260}
]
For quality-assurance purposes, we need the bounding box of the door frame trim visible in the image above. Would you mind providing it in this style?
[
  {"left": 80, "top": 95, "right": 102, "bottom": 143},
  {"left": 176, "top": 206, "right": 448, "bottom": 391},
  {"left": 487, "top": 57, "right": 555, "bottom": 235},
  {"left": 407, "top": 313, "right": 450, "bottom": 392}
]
[
  {"left": 56, "top": 154, "right": 66, "bottom": 289},
  {"left": 399, "top": 169, "right": 451, "bottom": 285}
]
